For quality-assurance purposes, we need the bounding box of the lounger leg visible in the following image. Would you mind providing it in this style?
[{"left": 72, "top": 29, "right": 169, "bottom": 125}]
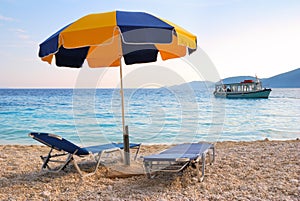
[
  {"left": 195, "top": 153, "right": 206, "bottom": 182},
  {"left": 40, "top": 147, "right": 73, "bottom": 172},
  {"left": 81, "top": 160, "right": 102, "bottom": 178},
  {"left": 45, "top": 153, "right": 74, "bottom": 173},
  {"left": 69, "top": 149, "right": 108, "bottom": 177},
  {"left": 41, "top": 148, "right": 53, "bottom": 170},
  {"left": 207, "top": 145, "right": 215, "bottom": 165},
  {"left": 40, "top": 149, "right": 78, "bottom": 174},
  {"left": 144, "top": 161, "right": 152, "bottom": 179},
  {"left": 94, "top": 153, "right": 103, "bottom": 172},
  {"left": 201, "top": 153, "right": 206, "bottom": 182},
  {"left": 211, "top": 145, "right": 215, "bottom": 164},
  {"left": 72, "top": 157, "right": 84, "bottom": 177},
  {"left": 82, "top": 148, "right": 124, "bottom": 178},
  {"left": 195, "top": 161, "right": 199, "bottom": 181},
  {"left": 80, "top": 151, "right": 104, "bottom": 177},
  {"left": 76, "top": 152, "right": 103, "bottom": 178},
  {"left": 133, "top": 144, "right": 141, "bottom": 160}
]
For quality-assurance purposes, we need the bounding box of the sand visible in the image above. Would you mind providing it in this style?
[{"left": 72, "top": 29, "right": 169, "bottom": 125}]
[{"left": 0, "top": 139, "right": 299, "bottom": 200}]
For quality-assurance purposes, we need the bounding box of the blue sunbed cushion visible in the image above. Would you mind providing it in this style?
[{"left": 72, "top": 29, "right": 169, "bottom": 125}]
[
  {"left": 84, "top": 144, "right": 120, "bottom": 154},
  {"left": 144, "top": 143, "right": 213, "bottom": 161},
  {"left": 84, "top": 143, "right": 140, "bottom": 154},
  {"left": 112, "top": 142, "right": 141, "bottom": 149}
]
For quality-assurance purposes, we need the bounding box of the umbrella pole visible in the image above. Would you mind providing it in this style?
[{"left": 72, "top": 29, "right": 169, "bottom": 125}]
[{"left": 119, "top": 60, "right": 130, "bottom": 165}]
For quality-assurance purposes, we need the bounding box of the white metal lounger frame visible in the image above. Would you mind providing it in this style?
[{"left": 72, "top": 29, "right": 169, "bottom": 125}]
[
  {"left": 40, "top": 146, "right": 123, "bottom": 177},
  {"left": 143, "top": 144, "right": 215, "bottom": 182}
]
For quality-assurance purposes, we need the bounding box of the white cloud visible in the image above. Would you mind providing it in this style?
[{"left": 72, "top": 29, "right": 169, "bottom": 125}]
[
  {"left": 0, "top": 14, "right": 14, "bottom": 21},
  {"left": 14, "top": 28, "right": 26, "bottom": 33},
  {"left": 18, "top": 34, "right": 30, "bottom": 40},
  {"left": 9, "top": 28, "right": 31, "bottom": 40}
]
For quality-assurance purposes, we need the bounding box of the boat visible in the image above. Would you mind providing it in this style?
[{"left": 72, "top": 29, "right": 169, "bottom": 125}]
[{"left": 213, "top": 78, "right": 271, "bottom": 98}]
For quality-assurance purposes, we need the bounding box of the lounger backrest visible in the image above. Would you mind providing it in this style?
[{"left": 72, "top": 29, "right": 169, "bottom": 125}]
[{"left": 29, "top": 132, "right": 89, "bottom": 155}]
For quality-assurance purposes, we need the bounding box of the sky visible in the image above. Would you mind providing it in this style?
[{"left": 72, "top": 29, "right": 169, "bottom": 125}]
[{"left": 0, "top": 0, "right": 299, "bottom": 88}]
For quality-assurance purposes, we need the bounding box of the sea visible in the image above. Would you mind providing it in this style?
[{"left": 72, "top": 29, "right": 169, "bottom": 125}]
[{"left": 0, "top": 88, "right": 299, "bottom": 146}]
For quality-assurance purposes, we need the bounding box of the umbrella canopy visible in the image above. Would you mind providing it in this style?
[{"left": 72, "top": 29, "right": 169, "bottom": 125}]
[
  {"left": 39, "top": 10, "right": 197, "bottom": 67},
  {"left": 38, "top": 10, "right": 197, "bottom": 165}
]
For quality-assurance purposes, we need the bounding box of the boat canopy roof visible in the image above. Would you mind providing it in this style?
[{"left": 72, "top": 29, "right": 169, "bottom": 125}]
[{"left": 215, "top": 79, "right": 259, "bottom": 87}]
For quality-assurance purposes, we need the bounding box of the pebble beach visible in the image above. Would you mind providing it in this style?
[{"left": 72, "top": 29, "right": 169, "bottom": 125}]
[{"left": 0, "top": 139, "right": 299, "bottom": 200}]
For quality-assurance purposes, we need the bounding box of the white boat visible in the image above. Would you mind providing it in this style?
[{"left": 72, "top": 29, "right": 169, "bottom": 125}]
[{"left": 213, "top": 78, "right": 271, "bottom": 98}]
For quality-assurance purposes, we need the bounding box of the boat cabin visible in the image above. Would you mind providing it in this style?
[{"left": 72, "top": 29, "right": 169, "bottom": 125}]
[{"left": 215, "top": 79, "right": 262, "bottom": 93}]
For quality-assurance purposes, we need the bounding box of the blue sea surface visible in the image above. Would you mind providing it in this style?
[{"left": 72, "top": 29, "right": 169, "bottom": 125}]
[{"left": 0, "top": 88, "right": 299, "bottom": 145}]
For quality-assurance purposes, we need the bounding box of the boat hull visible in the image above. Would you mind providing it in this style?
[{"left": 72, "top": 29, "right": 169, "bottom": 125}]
[{"left": 214, "top": 89, "right": 271, "bottom": 99}]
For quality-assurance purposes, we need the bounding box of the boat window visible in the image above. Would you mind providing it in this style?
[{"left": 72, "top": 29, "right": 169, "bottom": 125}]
[
  {"left": 231, "top": 85, "right": 236, "bottom": 92},
  {"left": 237, "top": 85, "right": 241, "bottom": 92},
  {"left": 249, "top": 84, "right": 253, "bottom": 91},
  {"left": 256, "top": 83, "right": 262, "bottom": 90},
  {"left": 253, "top": 83, "right": 257, "bottom": 90}
]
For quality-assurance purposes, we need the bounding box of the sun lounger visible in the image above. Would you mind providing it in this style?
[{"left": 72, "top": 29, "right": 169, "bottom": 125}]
[
  {"left": 143, "top": 143, "right": 215, "bottom": 182},
  {"left": 29, "top": 132, "right": 141, "bottom": 177}
]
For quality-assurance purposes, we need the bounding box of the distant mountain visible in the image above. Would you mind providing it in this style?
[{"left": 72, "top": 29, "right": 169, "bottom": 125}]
[
  {"left": 167, "top": 68, "right": 299, "bottom": 90},
  {"left": 220, "top": 68, "right": 300, "bottom": 88},
  {"left": 263, "top": 68, "right": 300, "bottom": 88},
  {"left": 168, "top": 81, "right": 215, "bottom": 90}
]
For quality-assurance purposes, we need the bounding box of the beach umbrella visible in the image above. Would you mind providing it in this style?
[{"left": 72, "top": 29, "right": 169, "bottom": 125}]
[{"left": 38, "top": 10, "right": 197, "bottom": 165}]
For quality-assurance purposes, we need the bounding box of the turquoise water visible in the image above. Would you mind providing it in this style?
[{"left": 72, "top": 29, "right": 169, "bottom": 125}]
[{"left": 0, "top": 88, "right": 299, "bottom": 146}]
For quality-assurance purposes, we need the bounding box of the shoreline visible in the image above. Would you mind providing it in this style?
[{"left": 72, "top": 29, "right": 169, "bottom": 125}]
[
  {"left": 1, "top": 137, "right": 299, "bottom": 146},
  {"left": 0, "top": 139, "right": 299, "bottom": 200}
]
